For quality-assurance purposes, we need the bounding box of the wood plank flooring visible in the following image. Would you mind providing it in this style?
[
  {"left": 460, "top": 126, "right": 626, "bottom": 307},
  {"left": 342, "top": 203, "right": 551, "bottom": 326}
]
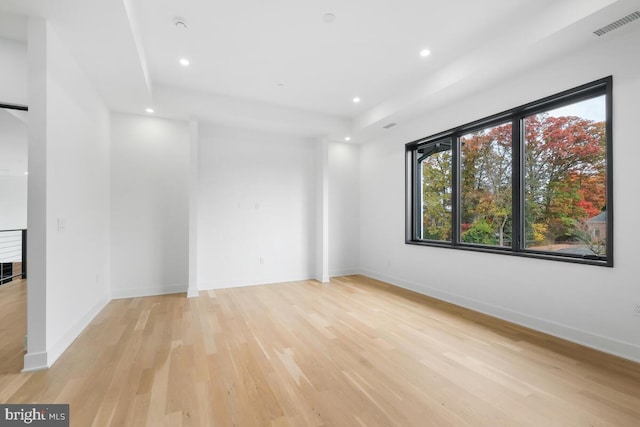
[
  {"left": 0, "top": 279, "right": 26, "bottom": 375},
  {"left": 1, "top": 275, "right": 639, "bottom": 426}
]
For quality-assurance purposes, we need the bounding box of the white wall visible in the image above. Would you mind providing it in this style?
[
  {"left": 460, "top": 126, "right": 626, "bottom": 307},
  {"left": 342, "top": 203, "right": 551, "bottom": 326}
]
[
  {"left": 0, "top": 38, "right": 28, "bottom": 232},
  {"left": 110, "top": 113, "right": 189, "bottom": 298},
  {"left": 25, "top": 19, "right": 111, "bottom": 370},
  {"left": 197, "top": 125, "right": 316, "bottom": 288},
  {"left": 0, "top": 176, "right": 27, "bottom": 230},
  {"left": 329, "top": 142, "right": 360, "bottom": 276},
  {"left": 0, "top": 108, "right": 28, "bottom": 173},
  {"left": 359, "top": 28, "right": 640, "bottom": 362},
  {"left": 0, "top": 37, "right": 27, "bottom": 106},
  {"left": 44, "top": 25, "right": 112, "bottom": 365},
  {"left": 154, "top": 84, "right": 350, "bottom": 140}
]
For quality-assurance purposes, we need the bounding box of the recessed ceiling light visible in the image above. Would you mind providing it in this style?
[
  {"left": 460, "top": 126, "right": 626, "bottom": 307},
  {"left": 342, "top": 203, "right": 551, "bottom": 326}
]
[
  {"left": 353, "top": 97, "right": 361, "bottom": 104},
  {"left": 145, "top": 108, "right": 154, "bottom": 113},
  {"left": 420, "top": 49, "right": 431, "bottom": 57},
  {"left": 277, "top": 83, "right": 285, "bottom": 88},
  {"left": 179, "top": 58, "right": 190, "bottom": 67},
  {"left": 323, "top": 13, "right": 336, "bottom": 24},
  {"left": 344, "top": 137, "right": 351, "bottom": 142},
  {"left": 24, "top": 171, "right": 29, "bottom": 175}
]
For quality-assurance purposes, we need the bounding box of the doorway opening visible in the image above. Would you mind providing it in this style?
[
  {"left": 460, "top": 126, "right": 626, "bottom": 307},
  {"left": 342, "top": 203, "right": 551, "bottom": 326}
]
[{"left": 0, "top": 102, "right": 28, "bottom": 374}]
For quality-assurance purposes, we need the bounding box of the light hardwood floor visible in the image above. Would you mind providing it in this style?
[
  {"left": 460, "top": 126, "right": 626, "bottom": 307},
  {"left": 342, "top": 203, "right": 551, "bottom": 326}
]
[
  {"left": 0, "top": 279, "right": 26, "bottom": 375},
  {"left": 1, "top": 275, "right": 639, "bottom": 426}
]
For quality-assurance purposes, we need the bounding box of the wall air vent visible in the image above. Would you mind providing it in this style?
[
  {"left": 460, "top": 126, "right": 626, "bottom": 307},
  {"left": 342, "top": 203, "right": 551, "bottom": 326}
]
[
  {"left": 593, "top": 11, "right": 640, "bottom": 36},
  {"left": 383, "top": 122, "right": 397, "bottom": 129}
]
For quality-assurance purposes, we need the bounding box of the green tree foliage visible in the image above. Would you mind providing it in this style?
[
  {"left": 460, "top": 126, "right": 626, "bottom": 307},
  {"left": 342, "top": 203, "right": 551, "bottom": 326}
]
[
  {"left": 524, "top": 115, "right": 606, "bottom": 250},
  {"left": 461, "top": 219, "right": 497, "bottom": 245},
  {"left": 460, "top": 123, "right": 512, "bottom": 246},
  {"left": 421, "top": 150, "right": 452, "bottom": 240},
  {"left": 420, "top": 113, "right": 606, "bottom": 252}
]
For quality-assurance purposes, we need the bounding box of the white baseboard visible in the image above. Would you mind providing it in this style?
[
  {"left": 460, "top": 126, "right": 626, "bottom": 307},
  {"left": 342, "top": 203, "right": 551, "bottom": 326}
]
[
  {"left": 198, "top": 274, "right": 315, "bottom": 290},
  {"left": 46, "top": 295, "right": 110, "bottom": 368},
  {"left": 22, "top": 351, "right": 48, "bottom": 372},
  {"left": 187, "top": 287, "right": 199, "bottom": 298},
  {"left": 111, "top": 284, "right": 187, "bottom": 299},
  {"left": 24, "top": 296, "right": 110, "bottom": 372},
  {"left": 315, "top": 274, "right": 330, "bottom": 283},
  {"left": 330, "top": 268, "right": 360, "bottom": 277},
  {"left": 360, "top": 268, "right": 640, "bottom": 364}
]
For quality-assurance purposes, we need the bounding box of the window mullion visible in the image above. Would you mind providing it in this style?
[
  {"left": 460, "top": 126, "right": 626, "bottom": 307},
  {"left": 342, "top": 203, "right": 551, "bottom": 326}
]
[
  {"left": 605, "top": 78, "right": 613, "bottom": 266},
  {"left": 451, "top": 135, "right": 461, "bottom": 245},
  {"left": 512, "top": 117, "right": 523, "bottom": 252},
  {"left": 412, "top": 150, "right": 421, "bottom": 240}
]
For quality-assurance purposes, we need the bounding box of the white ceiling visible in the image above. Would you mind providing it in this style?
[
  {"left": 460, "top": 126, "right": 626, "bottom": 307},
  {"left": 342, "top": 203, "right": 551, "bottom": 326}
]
[
  {"left": 1, "top": 0, "right": 639, "bottom": 141},
  {"left": 135, "top": 0, "right": 535, "bottom": 118}
]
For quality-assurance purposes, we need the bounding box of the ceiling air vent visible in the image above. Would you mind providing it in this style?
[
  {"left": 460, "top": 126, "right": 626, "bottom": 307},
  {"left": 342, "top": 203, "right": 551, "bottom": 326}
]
[
  {"left": 593, "top": 11, "right": 640, "bottom": 36},
  {"left": 383, "top": 122, "right": 397, "bottom": 129}
]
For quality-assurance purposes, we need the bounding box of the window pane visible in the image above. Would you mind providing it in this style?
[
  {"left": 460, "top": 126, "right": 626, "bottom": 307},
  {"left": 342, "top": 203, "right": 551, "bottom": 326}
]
[
  {"left": 418, "top": 139, "right": 452, "bottom": 241},
  {"left": 524, "top": 96, "right": 607, "bottom": 257},
  {"left": 460, "top": 123, "right": 513, "bottom": 247}
]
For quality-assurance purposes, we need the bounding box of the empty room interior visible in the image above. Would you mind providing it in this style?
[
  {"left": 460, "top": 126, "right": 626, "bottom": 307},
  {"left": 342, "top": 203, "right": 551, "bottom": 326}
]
[{"left": 1, "top": 0, "right": 640, "bottom": 425}]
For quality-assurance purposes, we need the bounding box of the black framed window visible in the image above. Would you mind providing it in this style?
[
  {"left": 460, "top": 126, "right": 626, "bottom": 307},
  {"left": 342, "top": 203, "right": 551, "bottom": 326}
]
[
  {"left": 406, "top": 77, "right": 612, "bottom": 266},
  {"left": 416, "top": 138, "right": 452, "bottom": 242}
]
